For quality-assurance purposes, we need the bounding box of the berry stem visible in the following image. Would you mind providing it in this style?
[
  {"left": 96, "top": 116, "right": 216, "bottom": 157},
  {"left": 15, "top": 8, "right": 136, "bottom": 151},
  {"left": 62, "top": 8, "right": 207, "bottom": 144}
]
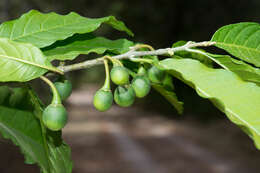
[
  {"left": 102, "top": 59, "right": 111, "bottom": 91},
  {"left": 105, "top": 55, "right": 123, "bottom": 67},
  {"left": 40, "top": 76, "right": 62, "bottom": 105},
  {"left": 133, "top": 44, "right": 154, "bottom": 51},
  {"left": 129, "top": 57, "right": 154, "bottom": 64}
]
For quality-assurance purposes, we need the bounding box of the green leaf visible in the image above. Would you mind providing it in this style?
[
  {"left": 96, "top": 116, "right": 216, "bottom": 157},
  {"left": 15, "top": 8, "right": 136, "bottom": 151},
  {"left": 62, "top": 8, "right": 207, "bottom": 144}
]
[
  {"left": 0, "top": 10, "right": 133, "bottom": 48},
  {"left": 0, "top": 38, "right": 61, "bottom": 82},
  {"left": 206, "top": 53, "right": 260, "bottom": 85},
  {"left": 0, "top": 106, "right": 49, "bottom": 169},
  {"left": 172, "top": 40, "right": 187, "bottom": 48},
  {"left": 46, "top": 131, "right": 73, "bottom": 173},
  {"left": 152, "top": 74, "right": 183, "bottom": 114},
  {"left": 0, "top": 88, "right": 72, "bottom": 173},
  {"left": 43, "top": 34, "right": 134, "bottom": 61},
  {"left": 159, "top": 58, "right": 260, "bottom": 149},
  {"left": 175, "top": 48, "right": 260, "bottom": 85},
  {"left": 0, "top": 86, "right": 11, "bottom": 105},
  {"left": 211, "top": 22, "right": 260, "bottom": 67},
  {"left": 152, "top": 84, "right": 183, "bottom": 114},
  {"left": 161, "top": 74, "right": 175, "bottom": 91}
]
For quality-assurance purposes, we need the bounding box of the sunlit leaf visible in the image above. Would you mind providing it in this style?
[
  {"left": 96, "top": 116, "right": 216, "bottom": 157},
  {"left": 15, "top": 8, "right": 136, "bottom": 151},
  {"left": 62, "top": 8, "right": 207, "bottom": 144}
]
[
  {"left": 0, "top": 10, "right": 133, "bottom": 48},
  {"left": 0, "top": 88, "right": 72, "bottom": 173},
  {"left": 0, "top": 38, "right": 61, "bottom": 82},
  {"left": 43, "top": 34, "right": 134, "bottom": 61},
  {"left": 159, "top": 58, "right": 260, "bottom": 149},
  {"left": 211, "top": 22, "right": 260, "bottom": 67}
]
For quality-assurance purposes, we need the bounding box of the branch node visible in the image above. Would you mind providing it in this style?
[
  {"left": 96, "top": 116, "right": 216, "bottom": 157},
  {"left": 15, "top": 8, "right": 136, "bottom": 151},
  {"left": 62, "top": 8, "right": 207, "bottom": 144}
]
[{"left": 167, "top": 48, "right": 174, "bottom": 56}]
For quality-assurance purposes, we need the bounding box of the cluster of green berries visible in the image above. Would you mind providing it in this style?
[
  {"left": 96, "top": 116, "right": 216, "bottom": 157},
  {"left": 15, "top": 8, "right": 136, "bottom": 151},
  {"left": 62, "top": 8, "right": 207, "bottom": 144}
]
[
  {"left": 93, "top": 63, "right": 165, "bottom": 112},
  {"left": 39, "top": 60, "right": 165, "bottom": 131}
]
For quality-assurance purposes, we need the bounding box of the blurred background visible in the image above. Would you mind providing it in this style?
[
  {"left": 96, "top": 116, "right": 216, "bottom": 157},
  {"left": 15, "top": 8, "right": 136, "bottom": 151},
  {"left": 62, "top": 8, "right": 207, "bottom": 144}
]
[{"left": 0, "top": 0, "right": 260, "bottom": 172}]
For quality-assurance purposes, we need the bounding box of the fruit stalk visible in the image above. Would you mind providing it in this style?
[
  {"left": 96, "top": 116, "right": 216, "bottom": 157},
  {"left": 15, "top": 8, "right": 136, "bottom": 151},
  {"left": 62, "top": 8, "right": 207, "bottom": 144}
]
[
  {"left": 40, "top": 76, "right": 61, "bottom": 105},
  {"left": 102, "top": 59, "right": 111, "bottom": 90}
]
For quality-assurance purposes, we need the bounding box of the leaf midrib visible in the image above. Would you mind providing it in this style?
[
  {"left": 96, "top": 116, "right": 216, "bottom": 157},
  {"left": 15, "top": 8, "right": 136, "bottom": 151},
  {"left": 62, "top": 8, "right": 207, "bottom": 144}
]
[
  {"left": 0, "top": 54, "right": 62, "bottom": 74},
  {"left": 11, "top": 18, "right": 100, "bottom": 42},
  {"left": 216, "top": 42, "right": 260, "bottom": 55}
]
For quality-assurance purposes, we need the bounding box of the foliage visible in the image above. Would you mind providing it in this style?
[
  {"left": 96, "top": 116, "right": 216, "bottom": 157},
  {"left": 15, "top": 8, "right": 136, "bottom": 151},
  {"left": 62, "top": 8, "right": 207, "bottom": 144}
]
[
  {"left": 0, "top": 10, "right": 133, "bottom": 48},
  {"left": 211, "top": 22, "right": 260, "bottom": 67},
  {"left": 0, "top": 38, "right": 60, "bottom": 82},
  {"left": 159, "top": 59, "right": 260, "bottom": 148},
  {"left": 0, "top": 87, "right": 72, "bottom": 173},
  {"left": 1, "top": 10, "right": 260, "bottom": 173}
]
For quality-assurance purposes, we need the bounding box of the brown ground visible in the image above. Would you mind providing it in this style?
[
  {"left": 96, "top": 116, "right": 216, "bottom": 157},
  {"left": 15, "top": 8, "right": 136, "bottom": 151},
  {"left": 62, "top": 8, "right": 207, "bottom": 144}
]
[{"left": 0, "top": 85, "right": 260, "bottom": 173}]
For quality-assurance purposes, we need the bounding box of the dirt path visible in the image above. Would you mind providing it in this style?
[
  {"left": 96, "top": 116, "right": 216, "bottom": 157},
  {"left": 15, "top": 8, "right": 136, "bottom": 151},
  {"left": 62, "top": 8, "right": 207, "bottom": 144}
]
[
  {"left": 1, "top": 86, "right": 260, "bottom": 173},
  {"left": 62, "top": 86, "right": 260, "bottom": 173},
  {"left": 63, "top": 104, "right": 260, "bottom": 173}
]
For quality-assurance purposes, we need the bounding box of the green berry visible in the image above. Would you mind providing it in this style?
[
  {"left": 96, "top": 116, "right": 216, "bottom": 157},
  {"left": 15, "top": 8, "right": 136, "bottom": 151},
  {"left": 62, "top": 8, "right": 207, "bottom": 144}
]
[
  {"left": 114, "top": 85, "right": 135, "bottom": 107},
  {"left": 93, "top": 89, "right": 113, "bottom": 111},
  {"left": 132, "top": 76, "right": 151, "bottom": 98},
  {"left": 43, "top": 104, "right": 68, "bottom": 131},
  {"left": 148, "top": 66, "right": 165, "bottom": 83},
  {"left": 54, "top": 80, "right": 72, "bottom": 101},
  {"left": 110, "top": 66, "right": 129, "bottom": 85}
]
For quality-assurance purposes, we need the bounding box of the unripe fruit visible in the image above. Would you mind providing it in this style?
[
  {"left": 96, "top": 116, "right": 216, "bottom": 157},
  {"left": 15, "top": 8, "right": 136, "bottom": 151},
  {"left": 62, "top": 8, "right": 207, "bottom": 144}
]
[
  {"left": 148, "top": 66, "right": 165, "bottom": 83},
  {"left": 132, "top": 76, "right": 151, "bottom": 98},
  {"left": 110, "top": 66, "right": 129, "bottom": 85},
  {"left": 43, "top": 104, "right": 68, "bottom": 131},
  {"left": 93, "top": 89, "right": 113, "bottom": 111},
  {"left": 54, "top": 80, "right": 72, "bottom": 101},
  {"left": 114, "top": 86, "right": 135, "bottom": 107}
]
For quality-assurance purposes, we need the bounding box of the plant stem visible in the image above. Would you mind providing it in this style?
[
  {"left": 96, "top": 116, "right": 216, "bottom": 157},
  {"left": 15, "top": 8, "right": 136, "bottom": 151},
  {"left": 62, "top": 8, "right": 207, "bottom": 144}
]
[
  {"left": 40, "top": 76, "right": 61, "bottom": 105},
  {"left": 59, "top": 41, "right": 215, "bottom": 73},
  {"left": 133, "top": 44, "right": 155, "bottom": 51},
  {"left": 102, "top": 59, "right": 111, "bottom": 91},
  {"left": 104, "top": 55, "right": 123, "bottom": 66},
  {"left": 129, "top": 57, "right": 154, "bottom": 64}
]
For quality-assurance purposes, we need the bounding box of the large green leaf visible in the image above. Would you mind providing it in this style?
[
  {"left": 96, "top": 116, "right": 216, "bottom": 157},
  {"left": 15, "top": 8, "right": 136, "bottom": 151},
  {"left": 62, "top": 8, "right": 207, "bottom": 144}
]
[
  {"left": 206, "top": 53, "right": 260, "bottom": 85},
  {"left": 211, "top": 22, "right": 260, "bottom": 67},
  {"left": 46, "top": 131, "right": 72, "bottom": 173},
  {"left": 159, "top": 58, "right": 260, "bottom": 149},
  {"left": 0, "top": 88, "right": 72, "bottom": 173},
  {"left": 0, "top": 10, "right": 133, "bottom": 48},
  {"left": 0, "top": 106, "right": 49, "bottom": 169},
  {"left": 175, "top": 47, "right": 260, "bottom": 85},
  {"left": 0, "top": 38, "right": 61, "bottom": 82},
  {"left": 43, "top": 34, "right": 134, "bottom": 61}
]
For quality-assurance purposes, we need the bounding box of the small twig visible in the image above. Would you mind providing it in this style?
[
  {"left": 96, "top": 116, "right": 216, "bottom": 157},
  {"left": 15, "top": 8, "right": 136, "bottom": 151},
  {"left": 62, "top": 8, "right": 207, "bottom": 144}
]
[
  {"left": 59, "top": 41, "right": 215, "bottom": 73},
  {"left": 129, "top": 57, "right": 154, "bottom": 63},
  {"left": 132, "top": 44, "right": 155, "bottom": 51}
]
